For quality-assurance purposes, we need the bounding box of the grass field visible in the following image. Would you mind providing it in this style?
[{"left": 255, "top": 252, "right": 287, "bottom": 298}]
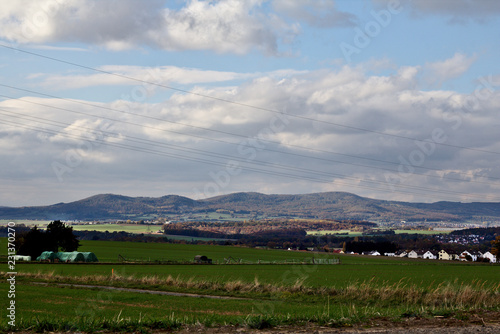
[
  {"left": 1, "top": 240, "right": 499, "bottom": 332},
  {"left": 67, "top": 224, "right": 233, "bottom": 241},
  {"left": 0, "top": 219, "right": 51, "bottom": 226},
  {"left": 71, "top": 224, "right": 164, "bottom": 234}
]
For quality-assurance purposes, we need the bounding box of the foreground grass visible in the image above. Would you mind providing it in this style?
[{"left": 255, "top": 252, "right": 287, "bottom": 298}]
[
  {"left": 1, "top": 241, "right": 498, "bottom": 332},
  {"left": 1, "top": 270, "right": 499, "bottom": 332}
]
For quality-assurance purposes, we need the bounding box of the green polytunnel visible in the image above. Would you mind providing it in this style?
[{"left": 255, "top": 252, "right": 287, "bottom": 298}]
[
  {"left": 36, "top": 251, "right": 99, "bottom": 262},
  {"left": 56, "top": 251, "right": 85, "bottom": 262},
  {"left": 80, "top": 252, "right": 99, "bottom": 262},
  {"left": 36, "top": 251, "right": 57, "bottom": 261}
]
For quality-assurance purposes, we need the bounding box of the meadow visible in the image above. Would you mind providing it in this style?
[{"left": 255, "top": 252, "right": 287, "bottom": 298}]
[
  {"left": 68, "top": 224, "right": 233, "bottom": 241},
  {"left": 71, "top": 224, "right": 163, "bottom": 234},
  {"left": 1, "top": 240, "right": 499, "bottom": 332}
]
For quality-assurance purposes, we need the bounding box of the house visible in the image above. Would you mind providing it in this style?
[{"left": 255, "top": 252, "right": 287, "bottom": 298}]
[
  {"left": 438, "top": 249, "right": 456, "bottom": 260},
  {"left": 459, "top": 251, "right": 477, "bottom": 262},
  {"left": 395, "top": 250, "right": 407, "bottom": 257},
  {"left": 384, "top": 252, "right": 396, "bottom": 257},
  {"left": 480, "top": 251, "right": 497, "bottom": 263},
  {"left": 361, "top": 251, "right": 380, "bottom": 256},
  {"left": 408, "top": 250, "right": 424, "bottom": 259},
  {"left": 423, "top": 251, "right": 437, "bottom": 260}
]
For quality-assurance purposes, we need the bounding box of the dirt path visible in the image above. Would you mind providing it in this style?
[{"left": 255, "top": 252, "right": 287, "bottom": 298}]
[
  {"left": 32, "top": 281, "right": 247, "bottom": 300},
  {"left": 174, "top": 322, "right": 500, "bottom": 333}
]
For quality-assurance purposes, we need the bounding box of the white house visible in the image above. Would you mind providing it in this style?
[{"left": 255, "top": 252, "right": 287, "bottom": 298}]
[
  {"left": 362, "top": 251, "right": 381, "bottom": 256},
  {"left": 480, "top": 251, "right": 497, "bottom": 263},
  {"left": 423, "top": 251, "right": 437, "bottom": 260},
  {"left": 408, "top": 250, "right": 424, "bottom": 259},
  {"left": 459, "top": 251, "right": 478, "bottom": 262},
  {"left": 407, "top": 250, "right": 418, "bottom": 258}
]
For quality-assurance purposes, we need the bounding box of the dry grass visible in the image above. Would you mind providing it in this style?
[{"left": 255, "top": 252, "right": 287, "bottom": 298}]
[{"left": 6, "top": 271, "right": 500, "bottom": 310}]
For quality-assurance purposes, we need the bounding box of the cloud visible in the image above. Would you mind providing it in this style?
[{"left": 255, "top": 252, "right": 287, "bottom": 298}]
[
  {"left": 36, "top": 65, "right": 258, "bottom": 90},
  {"left": 32, "top": 65, "right": 307, "bottom": 94},
  {"left": 394, "top": 0, "right": 500, "bottom": 23},
  {"left": 2, "top": 59, "right": 500, "bottom": 205},
  {"left": 0, "top": 0, "right": 297, "bottom": 55},
  {"left": 272, "top": 0, "right": 356, "bottom": 27},
  {"left": 422, "top": 53, "right": 477, "bottom": 87}
]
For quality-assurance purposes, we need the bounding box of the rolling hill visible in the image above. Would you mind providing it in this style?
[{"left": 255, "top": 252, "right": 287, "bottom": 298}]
[{"left": 0, "top": 191, "right": 499, "bottom": 222}]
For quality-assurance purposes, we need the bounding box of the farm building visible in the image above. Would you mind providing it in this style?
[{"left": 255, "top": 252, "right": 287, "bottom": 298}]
[
  {"left": 13, "top": 255, "right": 31, "bottom": 261},
  {"left": 194, "top": 255, "right": 212, "bottom": 264}
]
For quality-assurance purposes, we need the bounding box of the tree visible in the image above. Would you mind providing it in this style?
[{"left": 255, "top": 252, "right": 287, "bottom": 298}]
[
  {"left": 46, "top": 220, "right": 80, "bottom": 252},
  {"left": 491, "top": 236, "right": 500, "bottom": 256},
  {"left": 16, "top": 220, "right": 80, "bottom": 259},
  {"left": 16, "top": 226, "right": 48, "bottom": 260}
]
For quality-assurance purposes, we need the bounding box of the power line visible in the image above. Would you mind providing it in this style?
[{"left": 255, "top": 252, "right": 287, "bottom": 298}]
[
  {"left": 2, "top": 86, "right": 499, "bottom": 185},
  {"left": 1, "top": 107, "right": 499, "bottom": 202},
  {"left": 1, "top": 43, "right": 499, "bottom": 156}
]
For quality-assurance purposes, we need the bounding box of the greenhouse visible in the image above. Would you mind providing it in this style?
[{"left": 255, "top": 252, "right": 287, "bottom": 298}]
[
  {"left": 36, "top": 251, "right": 57, "bottom": 261},
  {"left": 36, "top": 251, "right": 99, "bottom": 263},
  {"left": 81, "top": 252, "right": 99, "bottom": 263},
  {"left": 56, "top": 251, "right": 85, "bottom": 262}
]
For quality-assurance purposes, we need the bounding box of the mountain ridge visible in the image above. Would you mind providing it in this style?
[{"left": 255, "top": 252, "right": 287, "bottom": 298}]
[{"left": 1, "top": 191, "right": 499, "bottom": 222}]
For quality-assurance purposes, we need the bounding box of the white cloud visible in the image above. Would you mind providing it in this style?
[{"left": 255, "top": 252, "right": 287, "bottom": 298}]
[
  {"left": 0, "top": 0, "right": 297, "bottom": 54},
  {"left": 2, "top": 60, "right": 500, "bottom": 205},
  {"left": 423, "top": 53, "right": 477, "bottom": 87},
  {"left": 36, "top": 65, "right": 257, "bottom": 90}
]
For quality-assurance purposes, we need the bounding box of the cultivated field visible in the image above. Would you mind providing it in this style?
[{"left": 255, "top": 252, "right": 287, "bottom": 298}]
[{"left": 1, "top": 240, "right": 499, "bottom": 332}]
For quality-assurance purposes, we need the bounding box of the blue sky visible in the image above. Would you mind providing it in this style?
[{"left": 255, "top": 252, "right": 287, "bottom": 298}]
[{"left": 0, "top": 0, "right": 499, "bottom": 207}]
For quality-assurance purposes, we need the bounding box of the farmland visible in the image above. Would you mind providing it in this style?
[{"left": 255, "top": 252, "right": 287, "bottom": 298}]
[
  {"left": 1, "top": 240, "right": 499, "bottom": 332},
  {"left": 71, "top": 224, "right": 163, "bottom": 234}
]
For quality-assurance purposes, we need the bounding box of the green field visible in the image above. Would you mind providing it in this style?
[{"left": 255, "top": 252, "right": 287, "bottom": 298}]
[
  {"left": 1, "top": 240, "right": 499, "bottom": 332},
  {"left": 71, "top": 224, "right": 163, "bottom": 234},
  {"left": 0, "top": 220, "right": 51, "bottom": 226},
  {"left": 69, "top": 224, "right": 232, "bottom": 241}
]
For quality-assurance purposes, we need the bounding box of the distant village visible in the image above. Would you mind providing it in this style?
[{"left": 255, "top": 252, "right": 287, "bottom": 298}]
[{"left": 339, "top": 249, "right": 497, "bottom": 263}]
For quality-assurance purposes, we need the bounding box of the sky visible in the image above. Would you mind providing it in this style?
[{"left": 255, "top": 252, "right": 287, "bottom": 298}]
[{"left": 0, "top": 0, "right": 500, "bottom": 207}]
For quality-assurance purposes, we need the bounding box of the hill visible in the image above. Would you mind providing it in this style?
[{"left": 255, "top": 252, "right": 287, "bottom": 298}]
[{"left": 0, "top": 191, "right": 499, "bottom": 221}]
